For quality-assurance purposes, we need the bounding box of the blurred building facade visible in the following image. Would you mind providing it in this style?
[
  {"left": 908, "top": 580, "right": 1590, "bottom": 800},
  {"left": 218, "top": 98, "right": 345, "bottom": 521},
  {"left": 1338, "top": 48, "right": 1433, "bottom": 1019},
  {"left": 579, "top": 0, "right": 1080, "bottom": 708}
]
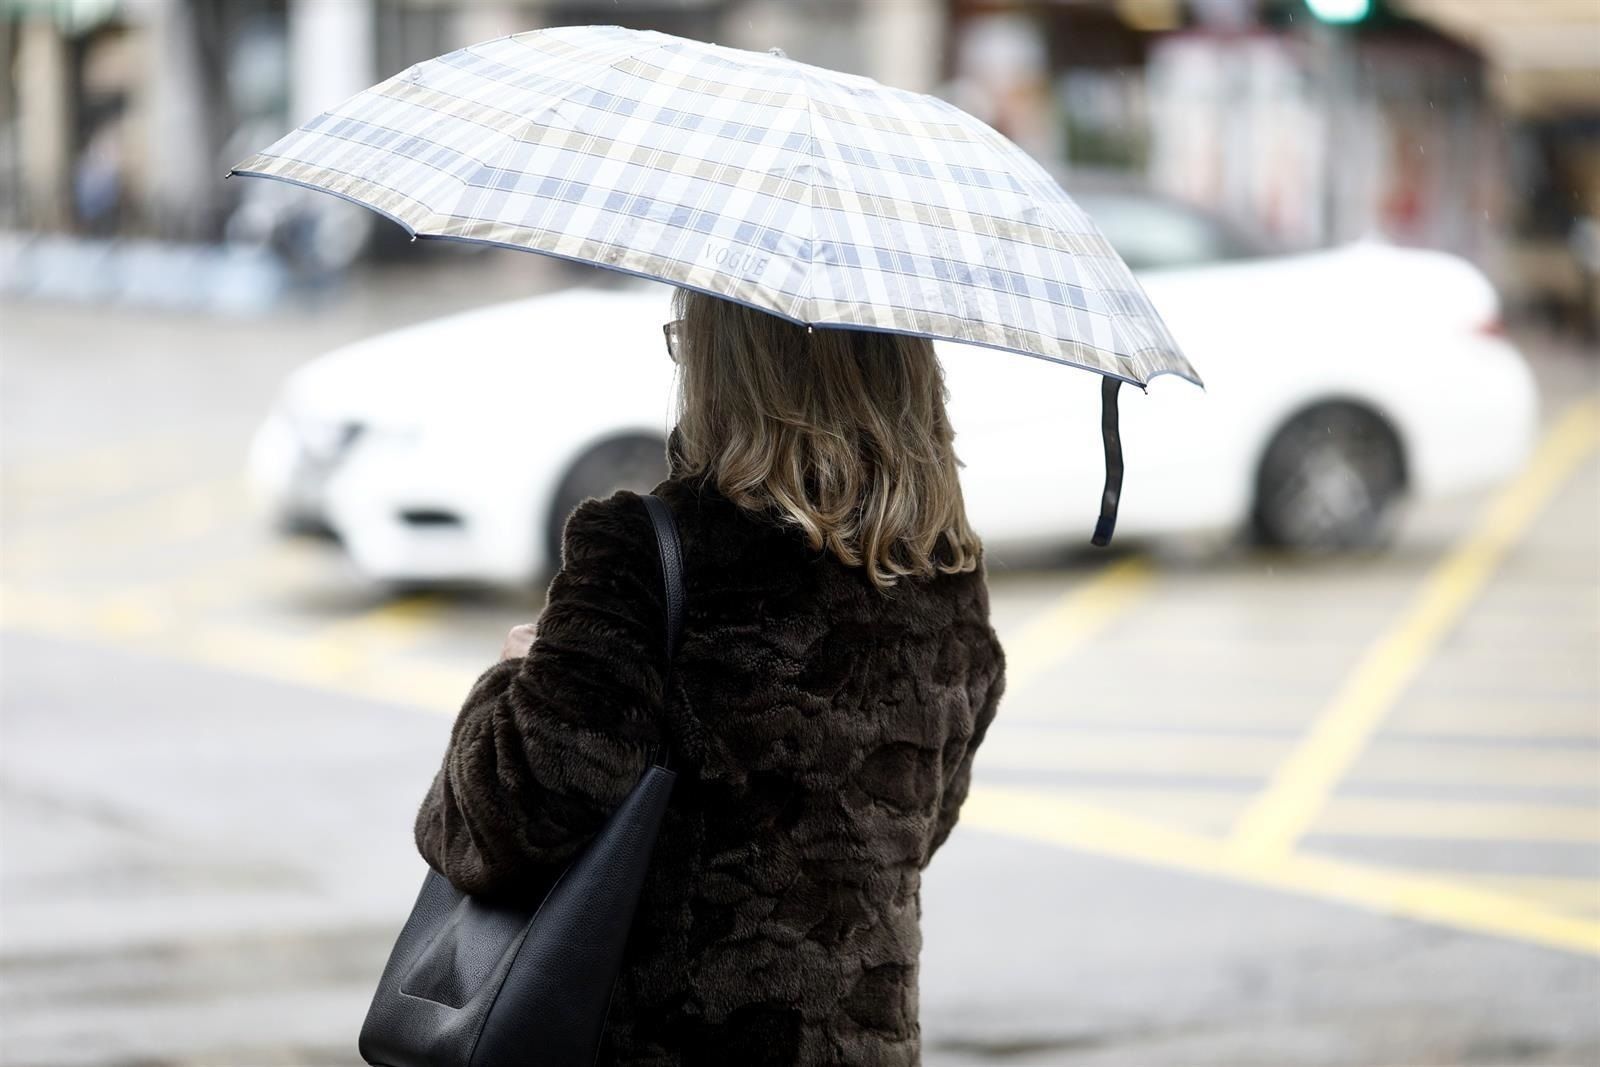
[
  {"left": 941, "top": 0, "right": 1598, "bottom": 332},
  {"left": 0, "top": 0, "right": 943, "bottom": 252},
  {"left": 2, "top": 0, "right": 1596, "bottom": 331}
]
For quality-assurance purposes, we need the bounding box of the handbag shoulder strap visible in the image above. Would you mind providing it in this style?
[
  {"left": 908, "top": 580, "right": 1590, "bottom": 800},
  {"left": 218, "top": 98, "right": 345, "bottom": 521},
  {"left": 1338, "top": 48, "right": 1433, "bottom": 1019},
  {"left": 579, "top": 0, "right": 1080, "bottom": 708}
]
[{"left": 640, "top": 493, "right": 684, "bottom": 771}]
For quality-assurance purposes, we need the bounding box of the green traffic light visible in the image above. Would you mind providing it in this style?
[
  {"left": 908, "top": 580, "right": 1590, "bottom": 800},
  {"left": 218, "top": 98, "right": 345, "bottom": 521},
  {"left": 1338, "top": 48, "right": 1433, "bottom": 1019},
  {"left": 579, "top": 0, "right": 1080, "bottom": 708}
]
[{"left": 1305, "top": 0, "right": 1371, "bottom": 22}]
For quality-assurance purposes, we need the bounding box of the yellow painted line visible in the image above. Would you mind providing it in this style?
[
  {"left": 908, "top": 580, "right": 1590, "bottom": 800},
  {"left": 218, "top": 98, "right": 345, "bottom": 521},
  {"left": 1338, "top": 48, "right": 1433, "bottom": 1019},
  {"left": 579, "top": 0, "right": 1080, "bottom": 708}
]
[
  {"left": 1422, "top": 871, "right": 1600, "bottom": 915},
  {"left": 277, "top": 591, "right": 456, "bottom": 680},
  {"left": 1230, "top": 396, "right": 1600, "bottom": 860},
  {"left": 183, "top": 622, "right": 475, "bottom": 713},
  {"left": 1024, "top": 786, "right": 1248, "bottom": 832},
  {"left": 972, "top": 725, "right": 1599, "bottom": 788},
  {"left": 0, "top": 424, "right": 236, "bottom": 498},
  {"left": 0, "top": 583, "right": 478, "bottom": 715},
  {"left": 1109, "top": 698, "right": 1600, "bottom": 739},
  {"left": 1130, "top": 635, "right": 1599, "bottom": 673},
  {"left": 1000, "top": 556, "right": 1154, "bottom": 697},
  {"left": 1022, "top": 786, "right": 1600, "bottom": 844},
  {"left": 962, "top": 783, "right": 1600, "bottom": 957},
  {"left": 981, "top": 727, "right": 1288, "bottom": 777},
  {"left": 1389, "top": 707, "right": 1600, "bottom": 741},
  {"left": 3, "top": 473, "right": 254, "bottom": 576},
  {"left": 152, "top": 538, "right": 339, "bottom": 611},
  {"left": 5, "top": 538, "right": 336, "bottom": 638},
  {"left": 1353, "top": 742, "right": 1600, "bottom": 791},
  {"left": 1, "top": 544, "right": 476, "bottom": 713},
  {"left": 1314, "top": 796, "right": 1600, "bottom": 843}
]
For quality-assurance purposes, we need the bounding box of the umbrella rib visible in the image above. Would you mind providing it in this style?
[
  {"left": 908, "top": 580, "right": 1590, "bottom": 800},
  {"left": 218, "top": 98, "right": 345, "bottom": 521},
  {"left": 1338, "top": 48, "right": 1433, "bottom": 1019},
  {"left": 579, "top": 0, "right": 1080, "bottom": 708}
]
[{"left": 793, "top": 62, "right": 825, "bottom": 324}]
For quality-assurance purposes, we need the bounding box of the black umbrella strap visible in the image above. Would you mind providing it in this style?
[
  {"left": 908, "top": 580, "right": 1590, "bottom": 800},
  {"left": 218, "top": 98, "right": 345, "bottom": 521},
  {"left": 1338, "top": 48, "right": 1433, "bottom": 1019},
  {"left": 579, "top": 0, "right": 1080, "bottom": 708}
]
[{"left": 1091, "top": 376, "right": 1123, "bottom": 547}]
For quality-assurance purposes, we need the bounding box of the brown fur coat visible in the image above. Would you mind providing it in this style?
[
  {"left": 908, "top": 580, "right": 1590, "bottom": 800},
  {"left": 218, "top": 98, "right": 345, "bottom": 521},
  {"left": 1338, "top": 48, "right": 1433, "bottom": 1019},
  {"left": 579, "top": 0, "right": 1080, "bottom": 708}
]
[{"left": 415, "top": 472, "right": 1006, "bottom": 1066}]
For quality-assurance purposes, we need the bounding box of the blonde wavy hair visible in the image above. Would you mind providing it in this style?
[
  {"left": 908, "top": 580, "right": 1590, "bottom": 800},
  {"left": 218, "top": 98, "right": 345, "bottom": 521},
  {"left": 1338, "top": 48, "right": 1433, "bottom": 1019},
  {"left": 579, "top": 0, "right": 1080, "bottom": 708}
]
[{"left": 669, "top": 287, "right": 982, "bottom": 591}]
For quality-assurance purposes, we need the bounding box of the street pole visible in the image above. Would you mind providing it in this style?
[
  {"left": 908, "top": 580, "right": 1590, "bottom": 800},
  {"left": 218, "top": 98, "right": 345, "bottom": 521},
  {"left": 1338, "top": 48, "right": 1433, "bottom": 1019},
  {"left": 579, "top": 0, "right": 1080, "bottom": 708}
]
[{"left": 1312, "top": 20, "right": 1355, "bottom": 247}]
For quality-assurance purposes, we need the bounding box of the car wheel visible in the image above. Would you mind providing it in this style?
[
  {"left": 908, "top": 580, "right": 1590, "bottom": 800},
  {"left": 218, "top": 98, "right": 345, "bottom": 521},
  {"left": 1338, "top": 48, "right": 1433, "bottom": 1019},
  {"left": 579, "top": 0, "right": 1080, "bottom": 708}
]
[
  {"left": 1251, "top": 403, "right": 1406, "bottom": 553},
  {"left": 544, "top": 434, "right": 670, "bottom": 572}
]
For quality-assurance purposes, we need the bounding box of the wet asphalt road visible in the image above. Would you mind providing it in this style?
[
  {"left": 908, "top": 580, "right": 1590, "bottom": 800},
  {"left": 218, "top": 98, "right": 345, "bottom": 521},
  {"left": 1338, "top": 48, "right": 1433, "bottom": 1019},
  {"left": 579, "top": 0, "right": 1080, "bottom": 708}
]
[{"left": 2, "top": 268, "right": 1597, "bottom": 1066}]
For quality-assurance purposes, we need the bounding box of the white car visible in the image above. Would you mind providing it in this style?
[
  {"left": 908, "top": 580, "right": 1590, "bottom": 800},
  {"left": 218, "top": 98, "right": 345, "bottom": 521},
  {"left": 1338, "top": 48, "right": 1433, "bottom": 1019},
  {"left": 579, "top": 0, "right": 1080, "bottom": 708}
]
[{"left": 248, "top": 192, "right": 1538, "bottom": 587}]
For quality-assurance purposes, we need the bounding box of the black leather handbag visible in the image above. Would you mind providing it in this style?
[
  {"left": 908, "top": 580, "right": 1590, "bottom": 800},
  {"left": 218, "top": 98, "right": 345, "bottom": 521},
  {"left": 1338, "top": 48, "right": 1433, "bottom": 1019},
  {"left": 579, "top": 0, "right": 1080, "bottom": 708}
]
[{"left": 359, "top": 494, "right": 684, "bottom": 1067}]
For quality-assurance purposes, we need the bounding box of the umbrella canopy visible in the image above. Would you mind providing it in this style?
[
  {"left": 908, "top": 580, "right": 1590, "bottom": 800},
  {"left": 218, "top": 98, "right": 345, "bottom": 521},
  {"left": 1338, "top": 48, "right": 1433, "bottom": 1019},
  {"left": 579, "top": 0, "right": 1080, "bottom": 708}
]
[{"left": 230, "top": 24, "right": 1204, "bottom": 543}]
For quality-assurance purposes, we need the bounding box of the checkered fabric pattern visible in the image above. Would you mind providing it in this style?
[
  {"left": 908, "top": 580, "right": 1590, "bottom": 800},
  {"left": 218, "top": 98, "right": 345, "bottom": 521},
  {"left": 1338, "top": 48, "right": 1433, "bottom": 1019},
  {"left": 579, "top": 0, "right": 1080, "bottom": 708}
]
[{"left": 231, "top": 25, "right": 1201, "bottom": 388}]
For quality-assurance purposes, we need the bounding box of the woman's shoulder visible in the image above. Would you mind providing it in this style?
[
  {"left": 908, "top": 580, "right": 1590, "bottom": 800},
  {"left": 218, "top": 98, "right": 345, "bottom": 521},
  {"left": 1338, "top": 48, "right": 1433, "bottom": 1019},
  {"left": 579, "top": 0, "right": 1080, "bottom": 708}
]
[
  {"left": 561, "top": 476, "right": 775, "bottom": 573},
  {"left": 555, "top": 487, "right": 662, "bottom": 576},
  {"left": 650, "top": 474, "right": 799, "bottom": 550},
  {"left": 566, "top": 477, "right": 745, "bottom": 539}
]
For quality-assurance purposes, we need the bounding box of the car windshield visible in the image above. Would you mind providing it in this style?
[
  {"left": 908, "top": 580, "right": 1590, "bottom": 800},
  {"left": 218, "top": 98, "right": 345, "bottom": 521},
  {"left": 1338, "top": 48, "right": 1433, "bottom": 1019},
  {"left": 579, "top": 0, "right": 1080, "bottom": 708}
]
[{"left": 1074, "top": 192, "right": 1273, "bottom": 272}]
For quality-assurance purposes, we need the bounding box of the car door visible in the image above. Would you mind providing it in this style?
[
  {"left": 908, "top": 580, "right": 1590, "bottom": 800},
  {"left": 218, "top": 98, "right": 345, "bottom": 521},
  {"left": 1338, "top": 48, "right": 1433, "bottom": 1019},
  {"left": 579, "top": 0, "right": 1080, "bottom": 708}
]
[{"left": 939, "top": 339, "right": 1106, "bottom": 546}]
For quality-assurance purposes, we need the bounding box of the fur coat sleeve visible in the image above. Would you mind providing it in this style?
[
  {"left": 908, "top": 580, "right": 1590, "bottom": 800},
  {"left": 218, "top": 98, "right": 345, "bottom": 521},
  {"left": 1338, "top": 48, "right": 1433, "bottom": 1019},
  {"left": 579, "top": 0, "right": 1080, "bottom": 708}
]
[
  {"left": 414, "top": 492, "right": 669, "bottom": 901},
  {"left": 923, "top": 659, "right": 1003, "bottom": 869}
]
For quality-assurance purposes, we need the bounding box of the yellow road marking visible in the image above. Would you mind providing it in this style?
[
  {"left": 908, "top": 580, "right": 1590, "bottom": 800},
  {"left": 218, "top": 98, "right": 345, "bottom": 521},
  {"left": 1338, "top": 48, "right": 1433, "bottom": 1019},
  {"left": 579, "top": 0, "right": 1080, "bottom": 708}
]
[
  {"left": 0, "top": 423, "right": 237, "bottom": 498},
  {"left": 1128, "top": 635, "right": 1598, "bottom": 672},
  {"left": 155, "top": 538, "right": 337, "bottom": 610},
  {"left": 3, "top": 473, "right": 254, "bottom": 576},
  {"left": 1230, "top": 396, "right": 1600, "bottom": 860},
  {"left": 981, "top": 728, "right": 1288, "bottom": 777},
  {"left": 183, "top": 622, "right": 475, "bottom": 712},
  {"left": 963, "top": 784, "right": 1600, "bottom": 957},
  {"left": 0, "top": 581, "right": 479, "bottom": 715},
  {"left": 1354, "top": 741, "right": 1599, "bottom": 790},
  {"left": 1423, "top": 871, "right": 1600, "bottom": 915},
  {"left": 291, "top": 591, "right": 454, "bottom": 676},
  {"left": 975, "top": 725, "right": 1600, "bottom": 788},
  {"left": 1, "top": 525, "right": 473, "bottom": 711},
  {"left": 1392, "top": 698, "right": 1600, "bottom": 740},
  {"left": 12, "top": 537, "right": 334, "bottom": 639},
  {"left": 1023, "top": 787, "right": 1246, "bottom": 833},
  {"left": 95, "top": 585, "right": 451, "bottom": 684},
  {"left": 1314, "top": 795, "right": 1600, "bottom": 843},
  {"left": 1068, "top": 700, "right": 1600, "bottom": 738},
  {"left": 989, "top": 785, "right": 1600, "bottom": 844},
  {"left": 1000, "top": 556, "right": 1153, "bottom": 697}
]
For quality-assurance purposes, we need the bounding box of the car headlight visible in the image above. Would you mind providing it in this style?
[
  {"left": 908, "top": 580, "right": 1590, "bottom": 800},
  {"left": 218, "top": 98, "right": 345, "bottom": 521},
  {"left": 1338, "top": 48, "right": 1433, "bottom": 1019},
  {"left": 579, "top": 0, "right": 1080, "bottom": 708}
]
[
  {"left": 360, "top": 423, "right": 425, "bottom": 448},
  {"left": 292, "top": 416, "right": 366, "bottom": 464}
]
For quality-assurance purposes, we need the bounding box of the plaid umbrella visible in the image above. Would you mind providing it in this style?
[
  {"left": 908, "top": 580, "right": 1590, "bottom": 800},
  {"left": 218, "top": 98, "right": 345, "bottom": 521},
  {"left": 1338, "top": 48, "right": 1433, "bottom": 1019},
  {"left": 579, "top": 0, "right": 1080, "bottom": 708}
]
[{"left": 229, "top": 24, "right": 1203, "bottom": 544}]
